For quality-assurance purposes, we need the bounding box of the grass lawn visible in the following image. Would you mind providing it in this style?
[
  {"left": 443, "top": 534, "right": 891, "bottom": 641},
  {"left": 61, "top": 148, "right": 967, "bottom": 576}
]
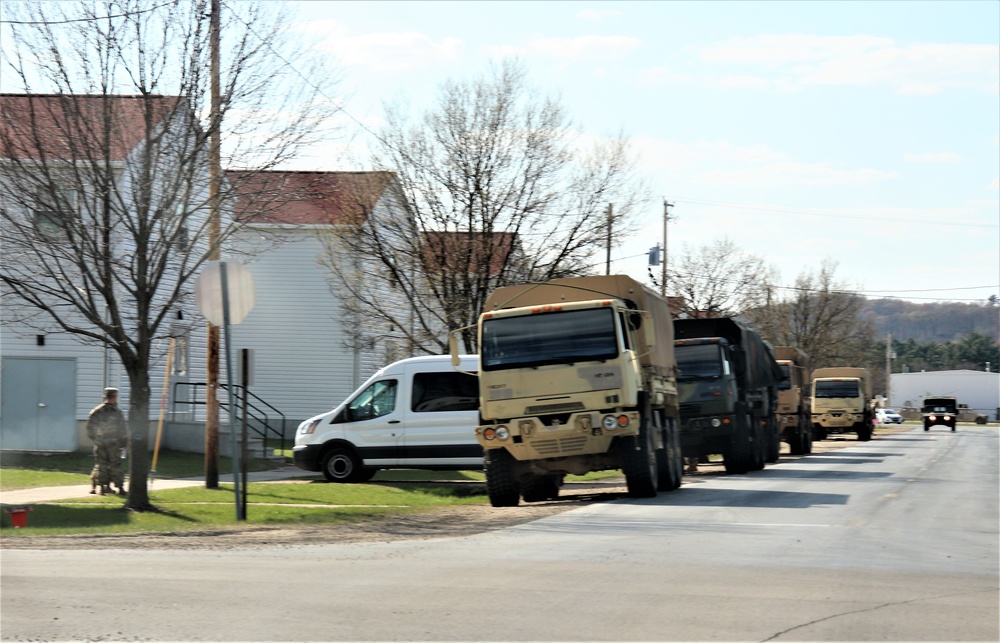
[{"left": 1, "top": 479, "right": 487, "bottom": 536}]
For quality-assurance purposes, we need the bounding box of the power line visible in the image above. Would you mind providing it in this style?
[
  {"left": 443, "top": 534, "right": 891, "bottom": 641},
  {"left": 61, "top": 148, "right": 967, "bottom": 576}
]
[{"left": 0, "top": 1, "right": 176, "bottom": 25}]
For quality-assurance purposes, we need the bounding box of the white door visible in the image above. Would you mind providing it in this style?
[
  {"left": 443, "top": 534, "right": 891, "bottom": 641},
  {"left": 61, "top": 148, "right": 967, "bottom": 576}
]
[{"left": 401, "top": 367, "right": 481, "bottom": 468}]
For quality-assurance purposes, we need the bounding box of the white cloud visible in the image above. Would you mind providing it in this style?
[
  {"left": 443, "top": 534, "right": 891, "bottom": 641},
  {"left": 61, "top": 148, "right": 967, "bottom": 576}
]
[
  {"left": 491, "top": 35, "right": 641, "bottom": 62},
  {"left": 576, "top": 9, "right": 623, "bottom": 21},
  {"left": 903, "top": 152, "right": 964, "bottom": 163},
  {"left": 698, "top": 35, "right": 1000, "bottom": 94},
  {"left": 301, "top": 20, "right": 463, "bottom": 72},
  {"left": 990, "top": 178, "right": 999, "bottom": 190}
]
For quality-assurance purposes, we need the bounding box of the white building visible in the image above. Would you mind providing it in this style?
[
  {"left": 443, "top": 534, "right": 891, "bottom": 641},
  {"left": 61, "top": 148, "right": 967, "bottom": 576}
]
[{"left": 891, "top": 370, "right": 999, "bottom": 418}]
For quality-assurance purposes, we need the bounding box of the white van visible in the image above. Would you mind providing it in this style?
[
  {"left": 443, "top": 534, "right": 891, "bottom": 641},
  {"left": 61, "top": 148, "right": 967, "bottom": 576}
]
[{"left": 292, "top": 355, "right": 481, "bottom": 482}]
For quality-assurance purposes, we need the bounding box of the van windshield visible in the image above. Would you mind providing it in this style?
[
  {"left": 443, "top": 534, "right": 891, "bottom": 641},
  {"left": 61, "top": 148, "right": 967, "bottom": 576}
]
[{"left": 481, "top": 307, "right": 618, "bottom": 371}]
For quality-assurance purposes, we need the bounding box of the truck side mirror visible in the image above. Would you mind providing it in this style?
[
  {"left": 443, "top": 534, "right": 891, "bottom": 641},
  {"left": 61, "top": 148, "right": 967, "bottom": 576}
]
[
  {"left": 449, "top": 331, "right": 462, "bottom": 368},
  {"left": 641, "top": 311, "right": 656, "bottom": 349}
]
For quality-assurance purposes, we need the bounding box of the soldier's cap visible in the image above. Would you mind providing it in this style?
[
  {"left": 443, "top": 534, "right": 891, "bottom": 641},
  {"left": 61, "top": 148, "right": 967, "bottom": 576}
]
[{"left": 104, "top": 387, "right": 119, "bottom": 396}]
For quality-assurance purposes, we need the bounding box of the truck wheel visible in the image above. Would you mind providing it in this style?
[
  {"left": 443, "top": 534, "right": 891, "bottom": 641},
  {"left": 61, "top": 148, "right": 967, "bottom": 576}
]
[
  {"left": 485, "top": 449, "right": 520, "bottom": 507},
  {"left": 751, "top": 420, "right": 766, "bottom": 471},
  {"left": 724, "top": 413, "right": 753, "bottom": 474},
  {"left": 321, "top": 447, "right": 366, "bottom": 483},
  {"left": 657, "top": 419, "right": 683, "bottom": 491},
  {"left": 522, "top": 474, "right": 561, "bottom": 502},
  {"left": 856, "top": 424, "right": 873, "bottom": 441},
  {"left": 765, "top": 418, "right": 780, "bottom": 463},
  {"left": 789, "top": 429, "right": 805, "bottom": 456},
  {"left": 623, "top": 420, "right": 658, "bottom": 498}
]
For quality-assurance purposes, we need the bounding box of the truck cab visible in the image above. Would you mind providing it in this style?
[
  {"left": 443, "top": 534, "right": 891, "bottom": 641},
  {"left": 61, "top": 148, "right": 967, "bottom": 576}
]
[{"left": 922, "top": 396, "right": 958, "bottom": 432}]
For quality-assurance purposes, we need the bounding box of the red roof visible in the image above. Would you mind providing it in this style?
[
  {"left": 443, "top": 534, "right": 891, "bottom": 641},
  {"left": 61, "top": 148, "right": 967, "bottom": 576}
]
[
  {"left": 0, "top": 94, "right": 183, "bottom": 161},
  {"left": 226, "top": 171, "right": 396, "bottom": 226}
]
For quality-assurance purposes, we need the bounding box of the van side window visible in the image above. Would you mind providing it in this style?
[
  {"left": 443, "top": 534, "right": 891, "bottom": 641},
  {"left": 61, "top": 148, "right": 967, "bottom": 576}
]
[
  {"left": 411, "top": 372, "right": 479, "bottom": 413},
  {"left": 347, "top": 379, "right": 397, "bottom": 421}
]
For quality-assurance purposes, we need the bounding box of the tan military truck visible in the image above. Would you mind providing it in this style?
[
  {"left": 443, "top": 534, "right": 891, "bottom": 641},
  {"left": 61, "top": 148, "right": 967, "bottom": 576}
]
[
  {"left": 774, "top": 347, "right": 813, "bottom": 455},
  {"left": 811, "top": 367, "right": 874, "bottom": 441},
  {"left": 454, "top": 275, "right": 683, "bottom": 507}
]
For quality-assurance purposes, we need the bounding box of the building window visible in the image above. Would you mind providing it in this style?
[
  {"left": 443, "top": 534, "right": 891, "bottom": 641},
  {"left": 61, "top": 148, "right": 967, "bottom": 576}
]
[
  {"left": 33, "top": 187, "right": 77, "bottom": 237},
  {"left": 172, "top": 336, "right": 188, "bottom": 376}
]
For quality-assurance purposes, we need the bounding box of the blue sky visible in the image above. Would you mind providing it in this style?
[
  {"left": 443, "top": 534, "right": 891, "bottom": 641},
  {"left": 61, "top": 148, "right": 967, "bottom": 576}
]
[{"left": 284, "top": 0, "right": 999, "bottom": 304}]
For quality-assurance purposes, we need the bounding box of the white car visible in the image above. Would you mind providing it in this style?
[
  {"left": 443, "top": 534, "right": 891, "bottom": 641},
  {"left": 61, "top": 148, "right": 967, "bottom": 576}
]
[{"left": 876, "top": 408, "right": 904, "bottom": 424}]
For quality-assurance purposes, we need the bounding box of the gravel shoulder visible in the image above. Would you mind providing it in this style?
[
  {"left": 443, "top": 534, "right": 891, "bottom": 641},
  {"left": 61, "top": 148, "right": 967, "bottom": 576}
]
[{"left": 1, "top": 424, "right": 915, "bottom": 550}]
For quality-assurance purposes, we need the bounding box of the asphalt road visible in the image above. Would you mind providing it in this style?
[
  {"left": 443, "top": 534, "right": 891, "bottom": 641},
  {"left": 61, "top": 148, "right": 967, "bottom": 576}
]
[{"left": 3, "top": 426, "right": 998, "bottom": 642}]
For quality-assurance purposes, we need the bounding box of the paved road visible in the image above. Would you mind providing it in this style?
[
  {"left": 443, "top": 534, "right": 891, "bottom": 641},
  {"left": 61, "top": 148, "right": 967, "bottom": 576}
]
[{"left": 3, "top": 427, "right": 998, "bottom": 642}]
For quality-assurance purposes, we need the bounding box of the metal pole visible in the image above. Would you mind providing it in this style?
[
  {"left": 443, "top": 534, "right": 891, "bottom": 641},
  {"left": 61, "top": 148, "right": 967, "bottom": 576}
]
[
  {"left": 240, "top": 348, "right": 249, "bottom": 519},
  {"left": 661, "top": 200, "right": 673, "bottom": 297},
  {"left": 220, "top": 262, "right": 243, "bottom": 521}
]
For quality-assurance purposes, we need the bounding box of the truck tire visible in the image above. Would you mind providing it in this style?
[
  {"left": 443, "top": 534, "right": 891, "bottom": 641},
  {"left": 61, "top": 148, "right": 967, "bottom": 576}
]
[
  {"left": 485, "top": 448, "right": 521, "bottom": 507},
  {"left": 856, "top": 423, "right": 873, "bottom": 441},
  {"left": 522, "top": 474, "right": 561, "bottom": 502},
  {"left": 765, "top": 417, "right": 781, "bottom": 463},
  {"left": 657, "top": 418, "right": 683, "bottom": 491},
  {"left": 321, "top": 447, "right": 372, "bottom": 483},
  {"left": 623, "top": 418, "right": 658, "bottom": 498},
  {"left": 724, "top": 411, "right": 754, "bottom": 474},
  {"left": 751, "top": 419, "right": 766, "bottom": 471}
]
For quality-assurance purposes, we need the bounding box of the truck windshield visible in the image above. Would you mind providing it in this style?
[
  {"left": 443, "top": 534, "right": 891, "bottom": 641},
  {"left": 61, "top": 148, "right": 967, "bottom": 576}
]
[
  {"left": 676, "top": 344, "right": 723, "bottom": 381},
  {"left": 778, "top": 363, "right": 791, "bottom": 390},
  {"left": 815, "top": 380, "right": 859, "bottom": 398},
  {"left": 481, "top": 307, "right": 618, "bottom": 371}
]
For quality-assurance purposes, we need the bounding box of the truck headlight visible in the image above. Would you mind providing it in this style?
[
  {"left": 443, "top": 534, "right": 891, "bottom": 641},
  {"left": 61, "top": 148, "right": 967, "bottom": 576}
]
[
  {"left": 483, "top": 426, "right": 510, "bottom": 441},
  {"left": 711, "top": 418, "right": 722, "bottom": 428},
  {"left": 602, "top": 415, "right": 618, "bottom": 430}
]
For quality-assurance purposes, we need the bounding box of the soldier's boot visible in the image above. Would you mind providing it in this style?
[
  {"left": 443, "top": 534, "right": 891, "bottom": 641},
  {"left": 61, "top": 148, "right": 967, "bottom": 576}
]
[{"left": 100, "top": 485, "right": 112, "bottom": 496}]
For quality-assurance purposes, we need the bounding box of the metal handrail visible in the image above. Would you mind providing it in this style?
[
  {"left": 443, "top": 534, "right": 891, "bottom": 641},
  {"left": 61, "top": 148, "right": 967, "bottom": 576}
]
[{"left": 170, "top": 381, "right": 287, "bottom": 459}]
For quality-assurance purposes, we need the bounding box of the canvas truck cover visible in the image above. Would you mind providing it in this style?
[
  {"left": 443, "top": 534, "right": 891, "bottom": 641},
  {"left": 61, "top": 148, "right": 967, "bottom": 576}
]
[
  {"left": 674, "top": 317, "right": 783, "bottom": 390},
  {"left": 774, "top": 346, "right": 810, "bottom": 370},
  {"left": 482, "top": 275, "right": 676, "bottom": 375},
  {"left": 812, "top": 367, "right": 872, "bottom": 398}
]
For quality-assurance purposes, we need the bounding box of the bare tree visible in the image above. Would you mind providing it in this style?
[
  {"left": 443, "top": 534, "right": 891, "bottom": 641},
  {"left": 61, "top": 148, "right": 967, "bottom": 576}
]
[
  {"left": 321, "top": 59, "right": 649, "bottom": 355},
  {"left": 746, "top": 260, "right": 876, "bottom": 368},
  {"left": 666, "top": 237, "right": 778, "bottom": 318},
  {"left": 0, "top": 0, "right": 332, "bottom": 510}
]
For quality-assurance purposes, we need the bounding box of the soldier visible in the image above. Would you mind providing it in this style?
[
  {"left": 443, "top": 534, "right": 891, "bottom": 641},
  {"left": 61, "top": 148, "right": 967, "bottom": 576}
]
[{"left": 87, "top": 387, "right": 128, "bottom": 496}]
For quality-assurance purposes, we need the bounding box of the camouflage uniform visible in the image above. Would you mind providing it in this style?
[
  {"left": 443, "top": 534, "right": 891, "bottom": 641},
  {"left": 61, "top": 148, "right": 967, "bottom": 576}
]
[{"left": 87, "top": 389, "right": 128, "bottom": 496}]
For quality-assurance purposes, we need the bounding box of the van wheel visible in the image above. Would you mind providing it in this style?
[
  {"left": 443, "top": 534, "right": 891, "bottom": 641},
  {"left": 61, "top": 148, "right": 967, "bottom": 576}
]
[
  {"left": 322, "top": 448, "right": 366, "bottom": 483},
  {"left": 485, "top": 449, "right": 520, "bottom": 507}
]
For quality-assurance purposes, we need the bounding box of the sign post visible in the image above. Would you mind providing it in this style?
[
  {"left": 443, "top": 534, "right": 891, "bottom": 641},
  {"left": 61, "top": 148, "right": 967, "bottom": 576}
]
[{"left": 196, "top": 260, "right": 255, "bottom": 520}]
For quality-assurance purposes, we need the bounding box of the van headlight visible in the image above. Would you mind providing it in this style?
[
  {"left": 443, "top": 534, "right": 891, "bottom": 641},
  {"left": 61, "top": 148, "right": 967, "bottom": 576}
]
[{"left": 299, "top": 419, "right": 320, "bottom": 435}]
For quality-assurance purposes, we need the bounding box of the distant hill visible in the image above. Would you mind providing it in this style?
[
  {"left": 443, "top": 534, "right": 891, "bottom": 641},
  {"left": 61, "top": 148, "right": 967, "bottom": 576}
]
[{"left": 861, "top": 299, "right": 999, "bottom": 342}]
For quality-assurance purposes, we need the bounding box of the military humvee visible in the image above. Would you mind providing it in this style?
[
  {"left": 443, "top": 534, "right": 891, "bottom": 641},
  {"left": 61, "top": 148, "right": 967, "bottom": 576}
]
[{"left": 921, "top": 396, "right": 958, "bottom": 432}]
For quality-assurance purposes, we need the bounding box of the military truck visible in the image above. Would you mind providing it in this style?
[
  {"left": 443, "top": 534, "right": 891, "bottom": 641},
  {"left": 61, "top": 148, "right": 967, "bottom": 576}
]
[
  {"left": 457, "top": 275, "right": 683, "bottom": 507},
  {"left": 673, "top": 317, "right": 783, "bottom": 474},
  {"left": 922, "top": 396, "right": 958, "bottom": 431},
  {"left": 774, "top": 346, "right": 813, "bottom": 455},
  {"left": 811, "top": 367, "right": 874, "bottom": 441}
]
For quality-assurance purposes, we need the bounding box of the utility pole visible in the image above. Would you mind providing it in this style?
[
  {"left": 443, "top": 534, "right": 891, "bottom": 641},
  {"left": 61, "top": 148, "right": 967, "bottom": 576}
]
[
  {"left": 885, "top": 332, "right": 893, "bottom": 406},
  {"left": 605, "top": 203, "right": 613, "bottom": 275},
  {"left": 661, "top": 199, "right": 673, "bottom": 297},
  {"left": 204, "top": 0, "right": 221, "bottom": 489}
]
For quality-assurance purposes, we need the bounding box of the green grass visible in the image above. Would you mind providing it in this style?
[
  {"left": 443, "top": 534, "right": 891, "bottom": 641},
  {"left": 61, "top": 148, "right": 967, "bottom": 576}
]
[
  {"left": 0, "top": 449, "right": 286, "bottom": 491},
  {"left": 1, "top": 479, "right": 486, "bottom": 536}
]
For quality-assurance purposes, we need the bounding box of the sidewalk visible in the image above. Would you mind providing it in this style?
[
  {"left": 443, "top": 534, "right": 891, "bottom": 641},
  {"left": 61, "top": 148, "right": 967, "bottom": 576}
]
[{"left": 0, "top": 466, "right": 319, "bottom": 505}]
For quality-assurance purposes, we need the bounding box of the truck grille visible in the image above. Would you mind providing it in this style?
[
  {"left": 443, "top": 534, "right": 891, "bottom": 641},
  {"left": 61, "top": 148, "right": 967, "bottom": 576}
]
[
  {"left": 526, "top": 402, "right": 585, "bottom": 415},
  {"left": 532, "top": 436, "right": 589, "bottom": 456}
]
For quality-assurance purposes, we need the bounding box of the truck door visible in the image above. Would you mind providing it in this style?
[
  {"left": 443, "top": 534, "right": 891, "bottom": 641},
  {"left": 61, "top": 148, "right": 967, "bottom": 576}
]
[{"left": 400, "top": 366, "right": 482, "bottom": 468}]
